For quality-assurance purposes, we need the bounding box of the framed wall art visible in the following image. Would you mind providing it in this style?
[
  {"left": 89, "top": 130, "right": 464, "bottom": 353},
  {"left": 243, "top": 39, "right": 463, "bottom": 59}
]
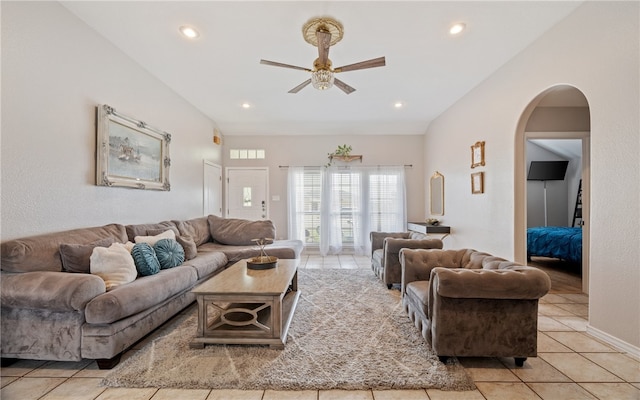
[
  {"left": 471, "top": 171, "right": 484, "bottom": 194},
  {"left": 470, "top": 141, "right": 485, "bottom": 168},
  {"left": 96, "top": 104, "right": 171, "bottom": 191}
]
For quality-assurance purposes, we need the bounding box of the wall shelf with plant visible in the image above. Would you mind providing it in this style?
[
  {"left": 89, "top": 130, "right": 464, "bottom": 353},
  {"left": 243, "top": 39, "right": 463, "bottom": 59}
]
[{"left": 326, "top": 144, "right": 362, "bottom": 167}]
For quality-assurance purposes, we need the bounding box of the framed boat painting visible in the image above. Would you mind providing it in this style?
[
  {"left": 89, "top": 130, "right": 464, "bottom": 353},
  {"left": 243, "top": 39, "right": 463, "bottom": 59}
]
[{"left": 96, "top": 104, "right": 171, "bottom": 191}]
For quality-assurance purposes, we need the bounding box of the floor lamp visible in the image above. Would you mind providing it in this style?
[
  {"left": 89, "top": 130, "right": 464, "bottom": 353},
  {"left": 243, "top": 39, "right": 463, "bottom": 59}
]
[
  {"left": 542, "top": 180, "right": 549, "bottom": 227},
  {"left": 527, "top": 160, "right": 569, "bottom": 227}
]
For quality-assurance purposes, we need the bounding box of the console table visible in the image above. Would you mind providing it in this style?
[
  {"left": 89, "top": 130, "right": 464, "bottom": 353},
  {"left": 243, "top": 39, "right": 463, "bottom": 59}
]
[{"left": 407, "top": 222, "right": 451, "bottom": 239}]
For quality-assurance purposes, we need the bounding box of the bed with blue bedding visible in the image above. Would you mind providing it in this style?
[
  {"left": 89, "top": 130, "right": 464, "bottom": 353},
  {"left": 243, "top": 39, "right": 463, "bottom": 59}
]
[{"left": 527, "top": 226, "right": 582, "bottom": 264}]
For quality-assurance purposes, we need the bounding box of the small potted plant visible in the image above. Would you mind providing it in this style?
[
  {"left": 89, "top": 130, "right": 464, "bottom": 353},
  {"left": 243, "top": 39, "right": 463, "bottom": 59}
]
[{"left": 326, "top": 144, "right": 353, "bottom": 167}]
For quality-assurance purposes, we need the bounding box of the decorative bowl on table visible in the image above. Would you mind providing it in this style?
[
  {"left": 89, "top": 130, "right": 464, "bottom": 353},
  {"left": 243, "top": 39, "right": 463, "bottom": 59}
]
[
  {"left": 247, "top": 255, "right": 278, "bottom": 270},
  {"left": 247, "top": 238, "right": 277, "bottom": 269}
]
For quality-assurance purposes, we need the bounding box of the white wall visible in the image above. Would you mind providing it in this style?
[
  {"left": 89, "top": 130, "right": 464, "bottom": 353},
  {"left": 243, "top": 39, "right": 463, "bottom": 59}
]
[
  {"left": 1, "top": 2, "right": 222, "bottom": 240},
  {"left": 424, "top": 2, "right": 639, "bottom": 350},
  {"left": 222, "top": 135, "right": 425, "bottom": 238}
]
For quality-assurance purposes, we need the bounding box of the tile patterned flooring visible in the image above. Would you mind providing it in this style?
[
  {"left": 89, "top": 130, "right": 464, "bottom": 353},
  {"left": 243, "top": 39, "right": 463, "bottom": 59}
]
[{"left": 2, "top": 254, "right": 639, "bottom": 400}]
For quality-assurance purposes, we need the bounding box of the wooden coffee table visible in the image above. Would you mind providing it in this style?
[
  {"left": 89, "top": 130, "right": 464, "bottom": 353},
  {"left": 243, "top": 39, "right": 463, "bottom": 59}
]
[{"left": 190, "top": 258, "right": 300, "bottom": 350}]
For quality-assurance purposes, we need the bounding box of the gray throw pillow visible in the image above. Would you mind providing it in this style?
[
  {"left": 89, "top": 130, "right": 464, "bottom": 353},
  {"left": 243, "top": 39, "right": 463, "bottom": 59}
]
[
  {"left": 208, "top": 215, "right": 276, "bottom": 246},
  {"left": 59, "top": 237, "right": 115, "bottom": 273},
  {"left": 175, "top": 235, "right": 198, "bottom": 260}
]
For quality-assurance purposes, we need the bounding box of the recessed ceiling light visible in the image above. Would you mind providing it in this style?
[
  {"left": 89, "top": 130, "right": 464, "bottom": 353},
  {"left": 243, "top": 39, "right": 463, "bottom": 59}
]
[
  {"left": 179, "top": 25, "right": 200, "bottom": 39},
  {"left": 449, "top": 23, "right": 466, "bottom": 36},
  {"left": 394, "top": 102, "right": 404, "bottom": 108},
  {"left": 241, "top": 102, "right": 251, "bottom": 109}
]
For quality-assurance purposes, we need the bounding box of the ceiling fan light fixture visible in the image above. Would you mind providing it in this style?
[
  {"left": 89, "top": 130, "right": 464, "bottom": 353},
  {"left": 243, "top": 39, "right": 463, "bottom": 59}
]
[{"left": 311, "top": 69, "right": 335, "bottom": 90}]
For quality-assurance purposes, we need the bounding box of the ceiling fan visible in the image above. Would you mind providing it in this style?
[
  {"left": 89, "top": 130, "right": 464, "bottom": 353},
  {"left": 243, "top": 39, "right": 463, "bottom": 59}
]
[{"left": 260, "top": 17, "right": 386, "bottom": 94}]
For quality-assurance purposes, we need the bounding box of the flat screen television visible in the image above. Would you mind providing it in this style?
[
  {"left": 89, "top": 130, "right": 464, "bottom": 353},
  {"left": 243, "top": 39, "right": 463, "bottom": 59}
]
[{"left": 527, "top": 160, "right": 569, "bottom": 181}]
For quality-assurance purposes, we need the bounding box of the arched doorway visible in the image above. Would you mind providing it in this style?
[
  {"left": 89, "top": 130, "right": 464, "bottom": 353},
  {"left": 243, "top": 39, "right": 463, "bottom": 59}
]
[{"left": 515, "top": 85, "right": 590, "bottom": 294}]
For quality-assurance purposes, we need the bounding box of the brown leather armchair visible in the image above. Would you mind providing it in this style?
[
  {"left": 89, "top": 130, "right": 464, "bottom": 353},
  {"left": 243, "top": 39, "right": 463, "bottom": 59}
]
[
  {"left": 369, "top": 231, "right": 443, "bottom": 288},
  {"left": 400, "top": 248, "right": 551, "bottom": 366}
]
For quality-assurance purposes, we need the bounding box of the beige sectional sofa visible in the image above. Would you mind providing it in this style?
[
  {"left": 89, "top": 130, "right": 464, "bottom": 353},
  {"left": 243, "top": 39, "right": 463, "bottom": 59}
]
[
  {"left": 0, "top": 215, "right": 303, "bottom": 368},
  {"left": 400, "top": 248, "right": 551, "bottom": 366}
]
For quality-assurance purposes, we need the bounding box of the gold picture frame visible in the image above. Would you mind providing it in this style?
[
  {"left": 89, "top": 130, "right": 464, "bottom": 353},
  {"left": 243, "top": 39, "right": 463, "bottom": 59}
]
[
  {"left": 471, "top": 141, "right": 485, "bottom": 168},
  {"left": 471, "top": 172, "right": 484, "bottom": 194}
]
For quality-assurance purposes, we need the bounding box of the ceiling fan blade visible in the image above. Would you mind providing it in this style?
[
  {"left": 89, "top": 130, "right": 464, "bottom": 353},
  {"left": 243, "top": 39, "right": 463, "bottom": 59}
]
[
  {"left": 334, "top": 56, "right": 386, "bottom": 73},
  {"left": 333, "top": 78, "right": 356, "bottom": 95},
  {"left": 288, "top": 79, "right": 312, "bottom": 94},
  {"left": 317, "top": 30, "right": 331, "bottom": 66},
  {"left": 260, "top": 59, "right": 312, "bottom": 72}
]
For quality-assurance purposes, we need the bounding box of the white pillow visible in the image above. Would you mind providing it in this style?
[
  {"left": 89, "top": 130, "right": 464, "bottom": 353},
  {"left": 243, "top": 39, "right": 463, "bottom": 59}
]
[
  {"left": 90, "top": 243, "right": 137, "bottom": 291},
  {"left": 134, "top": 229, "right": 176, "bottom": 246},
  {"left": 123, "top": 241, "right": 136, "bottom": 253}
]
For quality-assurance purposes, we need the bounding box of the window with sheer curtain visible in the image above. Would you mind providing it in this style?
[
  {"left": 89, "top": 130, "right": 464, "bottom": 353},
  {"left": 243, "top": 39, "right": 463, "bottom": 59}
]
[{"left": 287, "top": 165, "right": 406, "bottom": 255}]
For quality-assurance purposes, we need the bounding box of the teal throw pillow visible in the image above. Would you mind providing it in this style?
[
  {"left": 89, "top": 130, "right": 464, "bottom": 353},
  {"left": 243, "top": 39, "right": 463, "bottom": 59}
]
[
  {"left": 131, "top": 243, "right": 160, "bottom": 276},
  {"left": 154, "top": 238, "right": 185, "bottom": 269}
]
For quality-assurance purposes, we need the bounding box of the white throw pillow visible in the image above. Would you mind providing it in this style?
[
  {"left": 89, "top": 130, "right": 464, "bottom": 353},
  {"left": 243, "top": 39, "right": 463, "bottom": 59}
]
[
  {"left": 123, "top": 241, "right": 136, "bottom": 253},
  {"left": 90, "top": 243, "right": 137, "bottom": 291},
  {"left": 134, "top": 229, "right": 176, "bottom": 246}
]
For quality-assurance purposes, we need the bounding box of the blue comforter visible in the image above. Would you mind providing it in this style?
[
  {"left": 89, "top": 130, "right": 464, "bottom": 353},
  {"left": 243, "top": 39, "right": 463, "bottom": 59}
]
[{"left": 527, "top": 226, "right": 582, "bottom": 264}]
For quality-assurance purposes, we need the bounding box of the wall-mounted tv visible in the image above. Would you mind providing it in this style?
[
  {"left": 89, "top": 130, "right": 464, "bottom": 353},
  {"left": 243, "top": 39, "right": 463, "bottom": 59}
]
[{"left": 527, "top": 160, "right": 569, "bottom": 181}]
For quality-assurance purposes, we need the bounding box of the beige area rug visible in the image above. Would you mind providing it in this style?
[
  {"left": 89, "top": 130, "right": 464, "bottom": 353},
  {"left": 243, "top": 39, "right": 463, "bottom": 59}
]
[{"left": 102, "top": 268, "right": 475, "bottom": 391}]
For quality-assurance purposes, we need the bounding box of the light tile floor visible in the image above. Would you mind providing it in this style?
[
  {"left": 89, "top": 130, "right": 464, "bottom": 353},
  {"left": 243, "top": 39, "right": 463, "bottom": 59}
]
[{"left": 2, "top": 254, "right": 639, "bottom": 400}]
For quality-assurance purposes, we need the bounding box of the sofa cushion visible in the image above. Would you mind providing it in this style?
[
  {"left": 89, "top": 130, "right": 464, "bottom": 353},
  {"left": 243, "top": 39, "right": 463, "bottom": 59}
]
[
  {"left": 154, "top": 239, "right": 185, "bottom": 269},
  {"left": 181, "top": 250, "right": 228, "bottom": 280},
  {"left": 85, "top": 265, "right": 198, "bottom": 324},
  {"left": 131, "top": 243, "right": 160, "bottom": 276},
  {"left": 134, "top": 229, "right": 176, "bottom": 246},
  {"left": 90, "top": 243, "right": 137, "bottom": 291},
  {"left": 125, "top": 221, "right": 177, "bottom": 242},
  {"left": 1, "top": 223, "right": 127, "bottom": 273},
  {"left": 174, "top": 217, "right": 211, "bottom": 246},
  {"left": 406, "top": 280, "right": 430, "bottom": 316},
  {"left": 197, "top": 240, "right": 302, "bottom": 264},
  {"left": 59, "top": 237, "right": 115, "bottom": 273},
  {"left": 208, "top": 215, "right": 276, "bottom": 246},
  {"left": 176, "top": 235, "right": 198, "bottom": 260}
]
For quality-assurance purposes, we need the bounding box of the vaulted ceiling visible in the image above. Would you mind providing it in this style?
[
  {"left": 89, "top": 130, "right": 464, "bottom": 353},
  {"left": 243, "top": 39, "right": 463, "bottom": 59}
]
[{"left": 61, "top": 1, "right": 583, "bottom": 136}]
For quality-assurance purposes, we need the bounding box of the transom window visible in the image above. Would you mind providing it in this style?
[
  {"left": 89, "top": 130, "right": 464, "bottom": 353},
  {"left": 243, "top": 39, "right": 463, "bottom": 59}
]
[{"left": 229, "top": 149, "right": 265, "bottom": 159}]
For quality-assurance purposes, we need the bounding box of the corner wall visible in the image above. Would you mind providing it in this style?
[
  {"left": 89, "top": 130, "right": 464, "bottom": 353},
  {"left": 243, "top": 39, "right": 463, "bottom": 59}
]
[
  {"left": 1, "top": 2, "right": 222, "bottom": 240},
  {"left": 424, "top": 2, "right": 639, "bottom": 350}
]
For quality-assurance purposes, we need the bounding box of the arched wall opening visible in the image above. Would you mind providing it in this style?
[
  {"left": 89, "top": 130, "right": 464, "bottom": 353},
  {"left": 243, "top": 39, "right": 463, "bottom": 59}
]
[{"left": 515, "top": 85, "right": 590, "bottom": 294}]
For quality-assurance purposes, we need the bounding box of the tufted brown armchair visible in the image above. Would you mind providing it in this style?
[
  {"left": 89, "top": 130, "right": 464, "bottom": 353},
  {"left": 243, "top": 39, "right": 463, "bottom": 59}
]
[
  {"left": 370, "top": 231, "right": 443, "bottom": 289},
  {"left": 400, "top": 248, "right": 551, "bottom": 366}
]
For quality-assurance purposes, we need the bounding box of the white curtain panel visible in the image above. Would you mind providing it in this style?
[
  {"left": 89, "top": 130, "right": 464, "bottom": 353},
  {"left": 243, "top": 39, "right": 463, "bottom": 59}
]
[
  {"left": 288, "top": 165, "right": 406, "bottom": 256},
  {"left": 286, "top": 166, "right": 307, "bottom": 243}
]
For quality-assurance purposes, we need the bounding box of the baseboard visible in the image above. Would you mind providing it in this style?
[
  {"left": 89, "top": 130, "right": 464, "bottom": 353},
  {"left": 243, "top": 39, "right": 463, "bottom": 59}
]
[{"left": 586, "top": 324, "right": 640, "bottom": 360}]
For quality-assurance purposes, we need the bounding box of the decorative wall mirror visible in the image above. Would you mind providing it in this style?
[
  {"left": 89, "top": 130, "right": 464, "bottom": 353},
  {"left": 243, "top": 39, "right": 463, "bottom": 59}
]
[{"left": 430, "top": 171, "right": 445, "bottom": 216}]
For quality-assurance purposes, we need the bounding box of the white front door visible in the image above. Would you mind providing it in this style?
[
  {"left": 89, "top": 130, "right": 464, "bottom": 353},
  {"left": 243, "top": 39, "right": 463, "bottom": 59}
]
[
  {"left": 226, "top": 167, "right": 269, "bottom": 220},
  {"left": 203, "top": 161, "right": 222, "bottom": 216}
]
